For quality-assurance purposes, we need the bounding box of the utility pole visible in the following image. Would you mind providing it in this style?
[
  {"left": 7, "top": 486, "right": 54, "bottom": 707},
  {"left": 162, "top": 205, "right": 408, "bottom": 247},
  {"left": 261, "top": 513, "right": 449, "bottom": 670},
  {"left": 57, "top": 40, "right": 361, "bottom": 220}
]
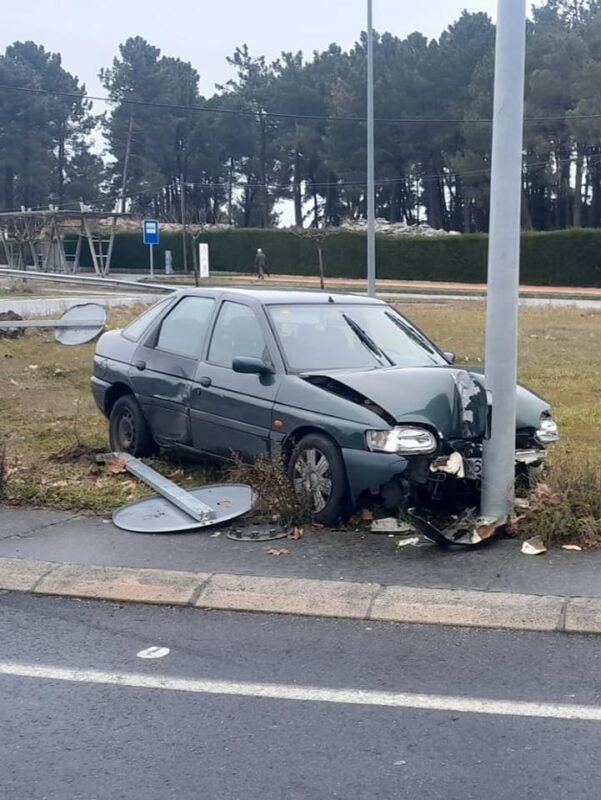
[
  {"left": 120, "top": 109, "right": 134, "bottom": 214},
  {"left": 366, "top": 0, "right": 376, "bottom": 297},
  {"left": 480, "top": 0, "right": 527, "bottom": 522}
]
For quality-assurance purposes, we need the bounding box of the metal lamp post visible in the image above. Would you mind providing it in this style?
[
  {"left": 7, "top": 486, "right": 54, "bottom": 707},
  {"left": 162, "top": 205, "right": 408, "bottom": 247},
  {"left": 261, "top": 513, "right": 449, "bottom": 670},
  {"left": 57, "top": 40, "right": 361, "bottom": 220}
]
[
  {"left": 480, "top": 0, "right": 527, "bottom": 521},
  {"left": 366, "top": 0, "right": 376, "bottom": 297}
]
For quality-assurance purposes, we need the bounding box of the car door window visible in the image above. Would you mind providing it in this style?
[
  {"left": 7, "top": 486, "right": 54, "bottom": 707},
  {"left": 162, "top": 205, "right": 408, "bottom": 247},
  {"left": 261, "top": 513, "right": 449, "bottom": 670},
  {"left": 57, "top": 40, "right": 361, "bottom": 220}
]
[
  {"left": 208, "top": 301, "right": 268, "bottom": 366},
  {"left": 156, "top": 296, "right": 215, "bottom": 359}
]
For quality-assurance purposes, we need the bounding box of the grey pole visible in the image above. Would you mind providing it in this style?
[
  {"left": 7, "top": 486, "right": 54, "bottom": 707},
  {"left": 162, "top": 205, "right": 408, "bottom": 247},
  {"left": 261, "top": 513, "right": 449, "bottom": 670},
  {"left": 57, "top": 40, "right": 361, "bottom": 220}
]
[
  {"left": 149, "top": 244, "right": 154, "bottom": 280},
  {"left": 480, "top": 0, "right": 527, "bottom": 521},
  {"left": 366, "top": 0, "right": 376, "bottom": 297}
]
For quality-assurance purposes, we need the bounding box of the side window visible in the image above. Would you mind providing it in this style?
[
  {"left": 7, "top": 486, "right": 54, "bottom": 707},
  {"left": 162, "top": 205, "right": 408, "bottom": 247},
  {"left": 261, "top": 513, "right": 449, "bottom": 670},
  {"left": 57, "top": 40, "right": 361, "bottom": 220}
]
[
  {"left": 156, "top": 296, "right": 215, "bottom": 358},
  {"left": 123, "top": 297, "right": 171, "bottom": 342},
  {"left": 208, "top": 301, "right": 268, "bottom": 367}
]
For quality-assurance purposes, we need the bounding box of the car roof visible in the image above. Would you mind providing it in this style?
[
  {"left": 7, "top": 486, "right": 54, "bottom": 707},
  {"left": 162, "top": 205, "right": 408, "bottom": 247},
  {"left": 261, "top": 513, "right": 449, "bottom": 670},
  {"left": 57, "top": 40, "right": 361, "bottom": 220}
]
[{"left": 174, "top": 287, "right": 385, "bottom": 306}]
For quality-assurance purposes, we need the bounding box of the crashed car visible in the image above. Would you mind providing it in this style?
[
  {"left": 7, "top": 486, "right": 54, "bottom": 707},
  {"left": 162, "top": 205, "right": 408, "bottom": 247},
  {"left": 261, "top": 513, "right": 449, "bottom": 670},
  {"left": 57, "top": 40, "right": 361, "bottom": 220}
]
[{"left": 91, "top": 289, "right": 559, "bottom": 525}]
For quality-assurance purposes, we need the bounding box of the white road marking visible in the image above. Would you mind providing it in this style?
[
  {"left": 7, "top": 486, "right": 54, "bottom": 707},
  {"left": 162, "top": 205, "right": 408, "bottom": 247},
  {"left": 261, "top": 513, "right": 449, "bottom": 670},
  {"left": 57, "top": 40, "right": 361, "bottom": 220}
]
[
  {"left": 137, "top": 647, "right": 170, "bottom": 660},
  {"left": 0, "top": 660, "right": 600, "bottom": 722}
]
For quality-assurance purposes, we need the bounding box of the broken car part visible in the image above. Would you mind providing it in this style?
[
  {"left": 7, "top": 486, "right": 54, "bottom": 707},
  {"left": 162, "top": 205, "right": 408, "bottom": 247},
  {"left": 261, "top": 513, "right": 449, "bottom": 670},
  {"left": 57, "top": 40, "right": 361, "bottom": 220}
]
[{"left": 0, "top": 303, "right": 106, "bottom": 345}]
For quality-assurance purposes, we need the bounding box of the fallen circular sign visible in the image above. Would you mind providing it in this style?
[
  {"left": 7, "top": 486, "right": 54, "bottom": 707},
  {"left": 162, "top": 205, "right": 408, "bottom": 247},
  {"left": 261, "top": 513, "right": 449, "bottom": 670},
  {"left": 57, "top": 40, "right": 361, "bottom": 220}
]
[
  {"left": 54, "top": 303, "right": 106, "bottom": 346},
  {"left": 112, "top": 483, "right": 256, "bottom": 533}
]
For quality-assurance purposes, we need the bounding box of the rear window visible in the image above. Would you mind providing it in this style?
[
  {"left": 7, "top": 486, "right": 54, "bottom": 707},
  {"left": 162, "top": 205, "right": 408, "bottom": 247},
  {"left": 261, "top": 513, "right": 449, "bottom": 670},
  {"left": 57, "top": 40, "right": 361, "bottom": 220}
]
[{"left": 122, "top": 298, "right": 171, "bottom": 342}]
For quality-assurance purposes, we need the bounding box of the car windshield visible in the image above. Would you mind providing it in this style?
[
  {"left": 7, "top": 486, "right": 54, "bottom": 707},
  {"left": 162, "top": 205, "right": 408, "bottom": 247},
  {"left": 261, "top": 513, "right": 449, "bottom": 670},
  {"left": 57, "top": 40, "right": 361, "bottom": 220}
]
[{"left": 268, "top": 304, "right": 446, "bottom": 371}]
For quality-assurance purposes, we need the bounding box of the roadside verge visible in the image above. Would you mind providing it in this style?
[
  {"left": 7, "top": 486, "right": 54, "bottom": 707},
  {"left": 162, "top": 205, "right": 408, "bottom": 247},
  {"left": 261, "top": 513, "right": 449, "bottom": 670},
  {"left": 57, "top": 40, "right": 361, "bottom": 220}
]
[{"left": 1, "top": 556, "right": 600, "bottom": 635}]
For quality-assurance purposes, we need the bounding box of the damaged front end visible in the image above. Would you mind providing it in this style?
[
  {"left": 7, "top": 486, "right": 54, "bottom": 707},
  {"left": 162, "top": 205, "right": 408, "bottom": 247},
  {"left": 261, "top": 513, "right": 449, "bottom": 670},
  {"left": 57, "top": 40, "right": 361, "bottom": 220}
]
[{"left": 367, "top": 369, "right": 556, "bottom": 546}]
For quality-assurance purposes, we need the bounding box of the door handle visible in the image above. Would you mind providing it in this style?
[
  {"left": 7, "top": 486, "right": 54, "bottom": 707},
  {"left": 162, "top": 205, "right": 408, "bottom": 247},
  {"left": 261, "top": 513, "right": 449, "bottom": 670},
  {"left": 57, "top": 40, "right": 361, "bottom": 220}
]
[
  {"left": 199, "top": 376, "right": 212, "bottom": 388},
  {"left": 134, "top": 360, "right": 146, "bottom": 371}
]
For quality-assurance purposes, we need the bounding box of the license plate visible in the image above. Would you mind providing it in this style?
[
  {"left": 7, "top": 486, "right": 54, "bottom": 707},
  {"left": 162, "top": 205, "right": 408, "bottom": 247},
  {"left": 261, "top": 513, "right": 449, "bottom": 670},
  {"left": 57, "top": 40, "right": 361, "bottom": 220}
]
[{"left": 465, "top": 458, "right": 482, "bottom": 480}]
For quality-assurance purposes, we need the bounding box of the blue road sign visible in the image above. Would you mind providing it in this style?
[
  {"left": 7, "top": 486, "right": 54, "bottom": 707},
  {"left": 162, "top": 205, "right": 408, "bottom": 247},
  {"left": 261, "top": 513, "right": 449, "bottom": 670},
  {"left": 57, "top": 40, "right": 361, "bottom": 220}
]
[{"left": 143, "top": 219, "right": 160, "bottom": 246}]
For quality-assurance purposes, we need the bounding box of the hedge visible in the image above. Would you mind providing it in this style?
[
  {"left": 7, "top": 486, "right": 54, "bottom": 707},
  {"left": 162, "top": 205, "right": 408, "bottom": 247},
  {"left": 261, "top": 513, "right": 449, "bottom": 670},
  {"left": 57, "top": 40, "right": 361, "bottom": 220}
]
[{"left": 73, "top": 227, "right": 601, "bottom": 288}]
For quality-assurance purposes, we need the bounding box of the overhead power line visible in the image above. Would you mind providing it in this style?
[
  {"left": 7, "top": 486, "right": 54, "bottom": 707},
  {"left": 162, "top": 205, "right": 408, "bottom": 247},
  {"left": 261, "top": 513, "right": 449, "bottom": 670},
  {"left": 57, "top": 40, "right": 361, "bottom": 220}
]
[{"left": 3, "top": 82, "right": 601, "bottom": 126}]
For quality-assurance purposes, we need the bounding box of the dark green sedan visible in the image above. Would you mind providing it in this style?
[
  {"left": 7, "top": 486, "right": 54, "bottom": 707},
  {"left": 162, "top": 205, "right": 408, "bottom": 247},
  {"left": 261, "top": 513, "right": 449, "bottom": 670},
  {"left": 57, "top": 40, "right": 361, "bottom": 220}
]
[{"left": 91, "top": 289, "right": 558, "bottom": 524}]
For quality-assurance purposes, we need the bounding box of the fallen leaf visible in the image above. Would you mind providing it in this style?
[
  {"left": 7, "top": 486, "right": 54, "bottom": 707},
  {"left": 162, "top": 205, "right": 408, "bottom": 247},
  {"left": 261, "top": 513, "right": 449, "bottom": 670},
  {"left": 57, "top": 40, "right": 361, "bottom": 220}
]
[
  {"left": 521, "top": 535, "right": 547, "bottom": 556},
  {"left": 288, "top": 527, "right": 304, "bottom": 540},
  {"left": 360, "top": 509, "right": 374, "bottom": 522},
  {"left": 105, "top": 454, "right": 128, "bottom": 475},
  {"left": 561, "top": 544, "right": 583, "bottom": 552},
  {"left": 266, "top": 548, "right": 289, "bottom": 557}
]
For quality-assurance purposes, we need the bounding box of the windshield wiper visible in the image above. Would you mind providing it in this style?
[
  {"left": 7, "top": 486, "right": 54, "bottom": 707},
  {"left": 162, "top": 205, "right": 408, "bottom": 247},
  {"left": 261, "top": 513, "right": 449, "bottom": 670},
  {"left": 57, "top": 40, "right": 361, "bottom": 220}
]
[
  {"left": 384, "top": 312, "right": 437, "bottom": 356},
  {"left": 342, "top": 313, "right": 395, "bottom": 366}
]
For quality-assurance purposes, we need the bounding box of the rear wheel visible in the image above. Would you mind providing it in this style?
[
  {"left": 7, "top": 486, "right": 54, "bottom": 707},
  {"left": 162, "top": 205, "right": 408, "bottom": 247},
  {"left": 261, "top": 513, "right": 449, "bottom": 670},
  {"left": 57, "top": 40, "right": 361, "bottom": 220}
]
[
  {"left": 109, "top": 395, "right": 156, "bottom": 457},
  {"left": 288, "top": 433, "right": 348, "bottom": 525}
]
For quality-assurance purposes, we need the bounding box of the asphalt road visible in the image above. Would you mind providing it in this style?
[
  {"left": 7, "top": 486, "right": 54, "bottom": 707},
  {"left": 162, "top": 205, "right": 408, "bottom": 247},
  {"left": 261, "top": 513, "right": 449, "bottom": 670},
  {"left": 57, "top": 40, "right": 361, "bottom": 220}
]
[{"left": 1, "top": 594, "right": 601, "bottom": 800}]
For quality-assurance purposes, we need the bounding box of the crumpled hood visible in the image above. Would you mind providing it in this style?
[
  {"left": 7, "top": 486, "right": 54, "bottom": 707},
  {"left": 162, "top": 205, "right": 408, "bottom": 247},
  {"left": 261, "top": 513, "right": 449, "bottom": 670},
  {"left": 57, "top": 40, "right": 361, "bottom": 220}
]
[{"left": 313, "top": 366, "right": 489, "bottom": 439}]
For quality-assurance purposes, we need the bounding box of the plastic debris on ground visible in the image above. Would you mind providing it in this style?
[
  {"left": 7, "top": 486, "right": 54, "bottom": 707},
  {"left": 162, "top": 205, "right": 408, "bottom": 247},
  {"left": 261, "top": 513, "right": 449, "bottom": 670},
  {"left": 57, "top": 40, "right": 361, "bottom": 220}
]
[
  {"left": 371, "top": 517, "right": 416, "bottom": 535},
  {"left": 521, "top": 535, "right": 547, "bottom": 556}
]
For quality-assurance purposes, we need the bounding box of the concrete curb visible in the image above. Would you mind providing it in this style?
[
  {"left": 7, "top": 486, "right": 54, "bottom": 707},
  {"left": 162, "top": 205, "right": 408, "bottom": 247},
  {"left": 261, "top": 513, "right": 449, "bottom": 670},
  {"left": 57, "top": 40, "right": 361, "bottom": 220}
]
[{"left": 0, "top": 557, "right": 599, "bottom": 634}]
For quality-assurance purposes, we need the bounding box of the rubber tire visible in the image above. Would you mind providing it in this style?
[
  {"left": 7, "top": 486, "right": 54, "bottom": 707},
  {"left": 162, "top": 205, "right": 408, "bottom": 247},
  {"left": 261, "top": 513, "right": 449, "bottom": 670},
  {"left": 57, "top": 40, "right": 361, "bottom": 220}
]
[
  {"left": 288, "top": 433, "right": 348, "bottom": 526},
  {"left": 109, "top": 395, "right": 157, "bottom": 457}
]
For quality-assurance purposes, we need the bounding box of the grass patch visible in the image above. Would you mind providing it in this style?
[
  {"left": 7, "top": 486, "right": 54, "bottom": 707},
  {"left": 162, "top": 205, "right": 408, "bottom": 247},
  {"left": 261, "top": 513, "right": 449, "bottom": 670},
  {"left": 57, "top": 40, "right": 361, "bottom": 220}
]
[
  {"left": 226, "top": 453, "right": 310, "bottom": 527},
  {"left": 1, "top": 299, "right": 600, "bottom": 543}
]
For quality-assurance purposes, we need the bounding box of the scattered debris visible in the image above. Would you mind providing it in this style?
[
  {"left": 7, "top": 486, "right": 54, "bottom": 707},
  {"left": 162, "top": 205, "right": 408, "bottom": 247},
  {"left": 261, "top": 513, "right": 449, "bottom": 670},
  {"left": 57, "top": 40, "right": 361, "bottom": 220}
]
[
  {"left": 371, "top": 517, "right": 416, "bottom": 535},
  {"left": 429, "top": 452, "right": 465, "bottom": 479},
  {"left": 339, "top": 218, "right": 459, "bottom": 237},
  {"left": 561, "top": 544, "right": 583, "bottom": 552},
  {"left": 227, "top": 525, "right": 288, "bottom": 542},
  {"left": 266, "top": 548, "right": 289, "bottom": 557},
  {"left": 288, "top": 526, "right": 304, "bottom": 540},
  {"left": 521, "top": 535, "right": 547, "bottom": 556},
  {"left": 136, "top": 646, "right": 170, "bottom": 659},
  {"left": 514, "top": 497, "right": 531, "bottom": 511},
  {"left": 360, "top": 509, "right": 375, "bottom": 522},
  {"left": 397, "top": 536, "right": 421, "bottom": 549}
]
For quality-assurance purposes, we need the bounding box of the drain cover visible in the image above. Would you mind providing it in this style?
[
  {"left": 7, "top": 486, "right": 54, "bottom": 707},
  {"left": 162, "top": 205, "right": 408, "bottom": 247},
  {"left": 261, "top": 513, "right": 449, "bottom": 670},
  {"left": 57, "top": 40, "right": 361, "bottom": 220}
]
[{"left": 113, "top": 484, "right": 256, "bottom": 533}]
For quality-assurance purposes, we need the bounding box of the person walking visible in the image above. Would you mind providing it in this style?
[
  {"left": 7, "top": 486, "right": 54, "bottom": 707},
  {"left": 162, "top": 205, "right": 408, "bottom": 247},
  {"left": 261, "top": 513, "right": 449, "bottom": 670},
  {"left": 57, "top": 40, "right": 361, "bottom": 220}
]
[{"left": 255, "top": 248, "right": 269, "bottom": 280}]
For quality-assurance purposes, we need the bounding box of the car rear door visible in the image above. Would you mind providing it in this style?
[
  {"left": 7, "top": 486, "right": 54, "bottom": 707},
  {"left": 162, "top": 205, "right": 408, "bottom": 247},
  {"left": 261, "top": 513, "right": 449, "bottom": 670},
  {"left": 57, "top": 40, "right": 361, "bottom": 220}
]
[
  {"left": 189, "top": 299, "right": 281, "bottom": 460},
  {"left": 130, "top": 295, "right": 216, "bottom": 447}
]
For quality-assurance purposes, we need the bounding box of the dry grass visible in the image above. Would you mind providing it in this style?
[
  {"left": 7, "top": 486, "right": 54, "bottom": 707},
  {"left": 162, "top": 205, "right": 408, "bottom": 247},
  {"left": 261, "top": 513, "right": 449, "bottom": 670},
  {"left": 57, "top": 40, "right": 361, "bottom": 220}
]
[
  {"left": 1, "top": 298, "right": 600, "bottom": 542},
  {"left": 226, "top": 453, "right": 310, "bottom": 527}
]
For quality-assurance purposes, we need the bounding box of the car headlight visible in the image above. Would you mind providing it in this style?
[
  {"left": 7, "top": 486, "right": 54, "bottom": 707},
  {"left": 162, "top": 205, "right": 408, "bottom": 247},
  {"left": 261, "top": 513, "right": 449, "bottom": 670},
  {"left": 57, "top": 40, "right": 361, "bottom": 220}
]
[
  {"left": 366, "top": 426, "right": 437, "bottom": 455},
  {"left": 536, "top": 416, "right": 559, "bottom": 444}
]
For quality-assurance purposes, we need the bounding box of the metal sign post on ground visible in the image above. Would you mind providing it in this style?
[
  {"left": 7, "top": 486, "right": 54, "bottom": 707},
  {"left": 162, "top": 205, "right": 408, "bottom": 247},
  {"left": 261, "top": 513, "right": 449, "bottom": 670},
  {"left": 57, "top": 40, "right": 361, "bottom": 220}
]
[
  {"left": 480, "top": 0, "right": 527, "bottom": 522},
  {"left": 366, "top": 0, "right": 376, "bottom": 297},
  {"left": 143, "top": 219, "right": 160, "bottom": 280}
]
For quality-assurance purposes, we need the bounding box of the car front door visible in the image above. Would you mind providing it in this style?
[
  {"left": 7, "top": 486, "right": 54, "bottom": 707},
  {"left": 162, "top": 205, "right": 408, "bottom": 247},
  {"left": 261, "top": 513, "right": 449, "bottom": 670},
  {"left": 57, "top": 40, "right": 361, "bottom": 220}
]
[
  {"left": 130, "top": 295, "right": 216, "bottom": 447},
  {"left": 189, "top": 300, "right": 280, "bottom": 460}
]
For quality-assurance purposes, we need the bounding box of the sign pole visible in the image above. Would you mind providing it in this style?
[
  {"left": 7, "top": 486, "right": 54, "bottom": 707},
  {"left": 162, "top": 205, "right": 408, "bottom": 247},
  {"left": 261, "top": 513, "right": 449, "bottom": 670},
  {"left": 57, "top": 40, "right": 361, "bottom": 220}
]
[
  {"left": 480, "top": 0, "right": 527, "bottom": 522},
  {"left": 149, "top": 245, "right": 154, "bottom": 279},
  {"left": 366, "top": 0, "right": 376, "bottom": 297}
]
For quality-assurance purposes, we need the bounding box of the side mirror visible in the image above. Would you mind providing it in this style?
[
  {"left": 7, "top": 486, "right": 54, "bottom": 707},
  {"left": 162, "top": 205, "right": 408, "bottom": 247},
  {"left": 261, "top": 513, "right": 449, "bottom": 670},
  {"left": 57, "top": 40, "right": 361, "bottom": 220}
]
[
  {"left": 444, "top": 351, "right": 456, "bottom": 364},
  {"left": 232, "top": 356, "right": 274, "bottom": 376}
]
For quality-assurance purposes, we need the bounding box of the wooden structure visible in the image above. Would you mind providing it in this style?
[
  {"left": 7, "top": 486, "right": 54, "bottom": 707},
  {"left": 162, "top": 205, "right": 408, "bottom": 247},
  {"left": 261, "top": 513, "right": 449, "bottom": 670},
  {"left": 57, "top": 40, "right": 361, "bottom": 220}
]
[{"left": 0, "top": 208, "right": 131, "bottom": 276}]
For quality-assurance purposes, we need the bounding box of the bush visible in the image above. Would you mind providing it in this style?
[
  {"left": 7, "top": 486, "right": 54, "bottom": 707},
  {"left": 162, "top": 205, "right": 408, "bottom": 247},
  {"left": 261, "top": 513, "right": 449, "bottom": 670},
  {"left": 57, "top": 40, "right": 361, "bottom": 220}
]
[
  {"left": 510, "top": 446, "right": 601, "bottom": 548},
  {"left": 72, "top": 227, "right": 601, "bottom": 287}
]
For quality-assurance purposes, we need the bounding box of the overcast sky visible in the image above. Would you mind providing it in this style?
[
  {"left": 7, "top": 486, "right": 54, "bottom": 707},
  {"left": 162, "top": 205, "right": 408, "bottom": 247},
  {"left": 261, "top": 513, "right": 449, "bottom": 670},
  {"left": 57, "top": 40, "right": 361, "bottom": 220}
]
[{"left": 2, "top": 0, "right": 502, "bottom": 97}]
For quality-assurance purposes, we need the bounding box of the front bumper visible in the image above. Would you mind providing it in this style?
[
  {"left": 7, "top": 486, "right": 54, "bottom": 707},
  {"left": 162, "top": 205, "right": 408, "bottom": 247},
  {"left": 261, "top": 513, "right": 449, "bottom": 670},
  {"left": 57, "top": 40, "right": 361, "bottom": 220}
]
[{"left": 341, "top": 444, "right": 548, "bottom": 504}]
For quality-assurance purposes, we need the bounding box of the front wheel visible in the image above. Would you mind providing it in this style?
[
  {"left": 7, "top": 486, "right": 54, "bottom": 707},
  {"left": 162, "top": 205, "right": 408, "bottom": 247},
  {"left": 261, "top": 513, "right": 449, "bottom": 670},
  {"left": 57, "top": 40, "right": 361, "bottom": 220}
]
[
  {"left": 288, "top": 433, "right": 348, "bottom": 525},
  {"left": 109, "top": 395, "right": 156, "bottom": 457}
]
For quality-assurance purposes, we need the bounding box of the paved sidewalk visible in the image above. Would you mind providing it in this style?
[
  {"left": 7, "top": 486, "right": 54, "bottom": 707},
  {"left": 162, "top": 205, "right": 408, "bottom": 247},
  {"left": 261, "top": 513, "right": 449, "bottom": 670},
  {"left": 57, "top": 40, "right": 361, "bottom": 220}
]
[{"left": 1, "top": 507, "right": 600, "bottom": 633}]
